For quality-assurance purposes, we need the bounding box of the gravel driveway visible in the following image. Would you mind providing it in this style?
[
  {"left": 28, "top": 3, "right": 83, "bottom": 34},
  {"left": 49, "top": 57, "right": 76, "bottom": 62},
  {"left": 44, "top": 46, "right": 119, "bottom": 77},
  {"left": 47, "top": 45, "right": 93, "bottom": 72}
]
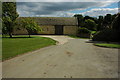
[{"left": 2, "top": 35, "right": 118, "bottom": 78}]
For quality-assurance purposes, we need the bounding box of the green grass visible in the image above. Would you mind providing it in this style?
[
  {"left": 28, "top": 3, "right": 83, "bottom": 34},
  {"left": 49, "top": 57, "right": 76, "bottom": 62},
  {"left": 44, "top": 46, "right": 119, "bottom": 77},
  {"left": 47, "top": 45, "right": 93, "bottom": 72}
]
[
  {"left": 94, "top": 43, "right": 120, "bottom": 48},
  {"left": 2, "top": 35, "right": 56, "bottom": 60},
  {"left": 68, "top": 35, "right": 89, "bottom": 39}
]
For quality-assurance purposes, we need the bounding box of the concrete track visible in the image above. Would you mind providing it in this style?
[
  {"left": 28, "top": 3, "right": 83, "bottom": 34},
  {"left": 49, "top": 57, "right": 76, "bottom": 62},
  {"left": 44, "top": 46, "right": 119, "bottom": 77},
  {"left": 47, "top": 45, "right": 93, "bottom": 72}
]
[{"left": 2, "top": 36, "right": 118, "bottom": 78}]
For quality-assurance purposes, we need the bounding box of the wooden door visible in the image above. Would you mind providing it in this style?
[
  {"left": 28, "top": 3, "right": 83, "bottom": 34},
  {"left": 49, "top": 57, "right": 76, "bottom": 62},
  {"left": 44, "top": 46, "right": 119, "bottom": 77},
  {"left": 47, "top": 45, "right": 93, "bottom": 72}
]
[{"left": 55, "top": 25, "right": 63, "bottom": 35}]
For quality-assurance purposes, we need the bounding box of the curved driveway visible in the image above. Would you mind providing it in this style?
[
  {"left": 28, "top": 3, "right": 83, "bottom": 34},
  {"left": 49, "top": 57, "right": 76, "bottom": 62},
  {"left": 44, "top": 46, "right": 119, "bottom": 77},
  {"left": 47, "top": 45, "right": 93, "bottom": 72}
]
[{"left": 3, "top": 35, "right": 118, "bottom": 78}]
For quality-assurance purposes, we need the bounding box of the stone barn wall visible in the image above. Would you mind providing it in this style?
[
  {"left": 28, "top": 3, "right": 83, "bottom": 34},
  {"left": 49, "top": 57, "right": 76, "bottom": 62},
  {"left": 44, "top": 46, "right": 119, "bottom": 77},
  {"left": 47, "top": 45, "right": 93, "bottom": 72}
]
[
  {"left": 13, "top": 25, "right": 78, "bottom": 35},
  {"left": 13, "top": 28, "right": 28, "bottom": 35},
  {"left": 13, "top": 17, "right": 78, "bottom": 35},
  {"left": 13, "top": 26, "right": 55, "bottom": 35},
  {"left": 38, "top": 26, "right": 55, "bottom": 34},
  {"left": 64, "top": 26, "right": 78, "bottom": 35}
]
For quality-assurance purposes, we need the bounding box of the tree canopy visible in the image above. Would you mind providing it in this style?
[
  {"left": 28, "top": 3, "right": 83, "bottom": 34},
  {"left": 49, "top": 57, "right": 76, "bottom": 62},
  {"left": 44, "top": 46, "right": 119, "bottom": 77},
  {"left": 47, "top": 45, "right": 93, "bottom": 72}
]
[
  {"left": 85, "top": 19, "right": 97, "bottom": 31},
  {"left": 20, "top": 17, "right": 42, "bottom": 37},
  {"left": 2, "top": 2, "right": 19, "bottom": 37},
  {"left": 74, "top": 14, "right": 84, "bottom": 27}
]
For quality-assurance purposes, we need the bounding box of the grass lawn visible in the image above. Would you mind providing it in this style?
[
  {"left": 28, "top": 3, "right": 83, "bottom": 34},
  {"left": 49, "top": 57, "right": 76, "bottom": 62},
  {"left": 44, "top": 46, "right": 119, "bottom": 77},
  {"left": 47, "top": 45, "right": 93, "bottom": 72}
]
[
  {"left": 2, "top": 35, "right": 56, "bottom": 61},
  {"left": 68, "top": 35, "right": 89, "bottom": 39},
  {"left": 94, "top": 43, "right": 120, "bottom": 48}
]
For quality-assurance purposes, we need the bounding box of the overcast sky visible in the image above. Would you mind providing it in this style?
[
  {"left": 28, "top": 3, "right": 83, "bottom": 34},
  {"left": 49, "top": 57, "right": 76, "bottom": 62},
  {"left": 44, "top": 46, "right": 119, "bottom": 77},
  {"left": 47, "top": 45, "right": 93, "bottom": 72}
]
[{"left": 16, "top": 0, "right": 119, "bottom": 17}]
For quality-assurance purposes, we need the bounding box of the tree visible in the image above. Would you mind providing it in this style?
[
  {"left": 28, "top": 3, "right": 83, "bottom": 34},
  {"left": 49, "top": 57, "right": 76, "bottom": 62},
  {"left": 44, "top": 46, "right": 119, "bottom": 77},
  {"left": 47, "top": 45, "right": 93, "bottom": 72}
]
[
  {"left": 74, "top": 14, "right": 84, "bottom": 27},
  {"left": 20, "top": 17, "right": 41, "bottom": 37},
  {"left": 111, "top": 14, "right": 117, "bottom": 21},
  {"left": 84, "top": 16, "right": 98, "bottom": 23},
  {"left": 2, "top": 2, "right": 19, "bottom": 37},
  {"left": 0, "top": 18, "right": 2, "bottom": 34},
  {"left": 97, "top": 16, "right": 104, "bottom": 31},
  {"left": 0, "top": 2, "right": 2, "bottom": 34},
  {"left": 112, "top": 13, "right": 120, "bottom": 31},
  {"left": 103, "top": 14, "right": 112, "bottom": 29},
  {"left": 85, "top": 19, "right": 97, "bottom": 31}
]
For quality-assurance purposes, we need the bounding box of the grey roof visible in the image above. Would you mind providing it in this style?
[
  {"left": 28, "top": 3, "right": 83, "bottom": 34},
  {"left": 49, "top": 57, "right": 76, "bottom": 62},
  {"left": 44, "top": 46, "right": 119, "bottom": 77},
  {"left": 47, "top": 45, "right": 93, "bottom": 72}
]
[{"left": 19, "top": 17, "right": 78, "bottom": 26}]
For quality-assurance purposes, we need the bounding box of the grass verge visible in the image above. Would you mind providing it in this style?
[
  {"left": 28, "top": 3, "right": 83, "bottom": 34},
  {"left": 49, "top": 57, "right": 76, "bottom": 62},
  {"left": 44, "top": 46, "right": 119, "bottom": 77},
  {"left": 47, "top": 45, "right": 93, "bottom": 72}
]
[
  {"left": 2, "top": 35, "right": 56, "bottom": 61},
  {"left": 94, "top": 43, "right": 120, "bottom": 48}
]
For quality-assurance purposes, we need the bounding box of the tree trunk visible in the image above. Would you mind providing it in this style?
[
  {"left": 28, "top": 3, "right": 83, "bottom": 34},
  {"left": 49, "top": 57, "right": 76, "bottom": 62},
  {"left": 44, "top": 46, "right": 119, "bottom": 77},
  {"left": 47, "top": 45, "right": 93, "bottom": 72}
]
[
  {"left": 9, "top": 32, "right": 12, "bottom": 38},
  {"left": 29, "top": 34, "right": 30, "bottom": 38}
]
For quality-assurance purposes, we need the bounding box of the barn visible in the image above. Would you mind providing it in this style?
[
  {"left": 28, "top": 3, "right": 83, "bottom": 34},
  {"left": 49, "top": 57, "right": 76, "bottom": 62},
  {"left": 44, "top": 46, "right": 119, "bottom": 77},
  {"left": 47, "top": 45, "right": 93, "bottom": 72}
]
[{"left": 13, "top": 17, "right": 78, "bottom": 35}]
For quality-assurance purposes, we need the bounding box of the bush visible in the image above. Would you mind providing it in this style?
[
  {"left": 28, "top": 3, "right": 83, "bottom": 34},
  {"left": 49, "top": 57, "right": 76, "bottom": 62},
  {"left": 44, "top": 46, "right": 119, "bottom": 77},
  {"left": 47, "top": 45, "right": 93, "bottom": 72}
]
[
  {"left": 77, "top": 27, "right": 91, "bottom": 38},
  {"left": 85, "top": 19, "right": 97, "bottom": 31},
  {"left": 92, "top": 28, "right": 119, "bottom": 42},
  {"left": 78, "top": 27, "right": 91, "bottom": 34}
]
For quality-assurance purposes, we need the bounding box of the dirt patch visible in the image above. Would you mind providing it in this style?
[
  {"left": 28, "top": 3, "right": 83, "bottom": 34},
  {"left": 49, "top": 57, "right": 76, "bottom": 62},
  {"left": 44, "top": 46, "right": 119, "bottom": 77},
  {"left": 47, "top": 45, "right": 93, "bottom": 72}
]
[
  {"left": 47, "top": 64, "right": 57, "bottom": 67},
  {"left": 44, "top": 72, "right": 47, "bottom": 74},
  {"left": 66, "top": 51, "right": 74, "bottom": 57}
]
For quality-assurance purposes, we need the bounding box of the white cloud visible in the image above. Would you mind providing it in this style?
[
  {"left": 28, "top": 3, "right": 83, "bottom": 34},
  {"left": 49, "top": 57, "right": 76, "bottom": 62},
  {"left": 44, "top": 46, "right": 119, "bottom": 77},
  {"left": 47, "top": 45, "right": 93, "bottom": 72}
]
[
  {"left": 16, "top": 0, "right": 119, "bottom": 2},
  {"left": 50, "top": 8, "right": 118, "bottom": 17},
  {"left": 32, "top": 11, "right": 75, "bottom": 17},
  {"left": 17, "top": 2, "right": 105, "bottom": 17},
  {"left": 80, "top": 8, "right": 118, "bottom": 17},
  {"left": 16, "top": 2, "right": 119, "bottom": 17}
]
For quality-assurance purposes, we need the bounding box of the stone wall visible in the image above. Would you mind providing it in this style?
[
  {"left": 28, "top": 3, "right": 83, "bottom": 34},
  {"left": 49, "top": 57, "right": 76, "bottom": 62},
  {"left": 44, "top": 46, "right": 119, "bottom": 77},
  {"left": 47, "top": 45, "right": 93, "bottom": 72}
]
[
  {"left": 64, "top": 26, "right": 78, "bottom": 35},
  {"left": 13, "top": 25, "right": 78, "bottom": 35},
  {"left": 13, "top": 26, "right": 55, "bottom": 35},
  {"left": 38, "top": 26, "right": 55, "bottom": 34},
  {"left": 13, "top": 28, "right": 28, "bottom": 35}
]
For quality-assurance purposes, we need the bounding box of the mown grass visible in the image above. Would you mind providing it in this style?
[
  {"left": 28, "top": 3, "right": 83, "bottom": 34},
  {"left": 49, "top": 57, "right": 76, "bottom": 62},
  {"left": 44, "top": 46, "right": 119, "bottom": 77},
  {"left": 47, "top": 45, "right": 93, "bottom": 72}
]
[
  {"left": 2, "top": 35, "right": 56, "bottom": 61},
  {"left": 94, "top": 43, "right": 120, "bottom": 48}
]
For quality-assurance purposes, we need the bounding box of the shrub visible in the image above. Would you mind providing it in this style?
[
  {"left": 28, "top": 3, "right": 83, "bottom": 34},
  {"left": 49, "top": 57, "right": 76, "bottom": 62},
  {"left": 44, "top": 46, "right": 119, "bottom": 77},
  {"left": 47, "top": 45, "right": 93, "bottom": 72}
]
[
  {"left": 85, "top": 19, "right": 97, "bottom": 31},
  {"left": 77, "top": 27, "right": 91, "bottom": 38},
  {"left": 92, "top": 28, "right": 119, "bottom": 42},
  {"left": 78, "top": 27, "right": 91, "bottom": 34}
]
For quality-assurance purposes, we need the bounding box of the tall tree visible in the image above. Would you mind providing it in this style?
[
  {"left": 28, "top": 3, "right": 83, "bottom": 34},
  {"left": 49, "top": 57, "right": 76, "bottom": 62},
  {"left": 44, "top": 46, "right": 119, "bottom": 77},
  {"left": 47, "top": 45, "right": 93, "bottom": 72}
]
[
  {"left": 0, "top": 1, "right": 1, "bottom": 60},
  {"left": 112, "top": 13, "right": 120, "bottom": 30},
  {"left": 97, "top": 16, "right": 104, "bottom": 31},
  {"left": 103, "top": 14, "right": 112, "bottom": 29},
  {"left": 2, "top": 2, "right": 19, "bottom": 37},
  {"left": 74, "top": 14, "right": 84, "bottom": 27}
]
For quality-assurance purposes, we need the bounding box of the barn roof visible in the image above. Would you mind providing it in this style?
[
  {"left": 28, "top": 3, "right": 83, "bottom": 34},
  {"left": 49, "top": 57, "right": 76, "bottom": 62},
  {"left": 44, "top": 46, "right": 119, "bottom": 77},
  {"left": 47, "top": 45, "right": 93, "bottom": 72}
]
[{"left": 19, "top": 17, "right": 78, "bottom": 26}]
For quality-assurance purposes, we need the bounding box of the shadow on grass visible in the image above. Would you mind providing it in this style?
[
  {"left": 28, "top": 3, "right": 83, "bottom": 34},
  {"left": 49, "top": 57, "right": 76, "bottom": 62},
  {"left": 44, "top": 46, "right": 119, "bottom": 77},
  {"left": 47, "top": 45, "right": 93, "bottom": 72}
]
[
  {"left": 85, "top": 40, "right": 104, "bottom": 43},
  {"left": 86, "top": 40, "right": 119, "bottom": 44},
  {"left": 2, "top": 37, "right": 35, "bottom": 39}
]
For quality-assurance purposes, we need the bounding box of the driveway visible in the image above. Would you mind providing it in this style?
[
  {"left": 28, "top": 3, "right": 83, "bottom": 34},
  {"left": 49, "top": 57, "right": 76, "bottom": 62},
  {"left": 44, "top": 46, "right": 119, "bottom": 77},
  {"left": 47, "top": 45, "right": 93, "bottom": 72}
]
[
  {"left": 2, "top": 35, "right": 118, "bottom": 78},
  {"left": 40, "top": 35, "right": 74, "bottom": 45}
]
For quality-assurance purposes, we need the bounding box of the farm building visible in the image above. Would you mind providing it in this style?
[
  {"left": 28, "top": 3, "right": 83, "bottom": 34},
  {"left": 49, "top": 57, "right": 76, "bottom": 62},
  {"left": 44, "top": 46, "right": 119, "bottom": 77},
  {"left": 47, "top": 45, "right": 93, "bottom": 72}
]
[{"left": 13, "top": 17, "right": 78, "bottom": 35}]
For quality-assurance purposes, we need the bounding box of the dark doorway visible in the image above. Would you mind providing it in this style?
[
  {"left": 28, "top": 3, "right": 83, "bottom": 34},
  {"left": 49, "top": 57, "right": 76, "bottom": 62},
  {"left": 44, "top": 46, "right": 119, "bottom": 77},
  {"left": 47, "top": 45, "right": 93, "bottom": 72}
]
[{"left": 55, "top": 25, "right": 63, "bottom": 35}]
